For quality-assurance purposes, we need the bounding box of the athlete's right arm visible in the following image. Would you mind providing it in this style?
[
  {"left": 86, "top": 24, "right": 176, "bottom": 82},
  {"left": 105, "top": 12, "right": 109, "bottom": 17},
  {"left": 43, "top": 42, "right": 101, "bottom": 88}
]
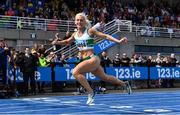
[{"left": 51, "top": 33, "right": 75, "bottom": 45}]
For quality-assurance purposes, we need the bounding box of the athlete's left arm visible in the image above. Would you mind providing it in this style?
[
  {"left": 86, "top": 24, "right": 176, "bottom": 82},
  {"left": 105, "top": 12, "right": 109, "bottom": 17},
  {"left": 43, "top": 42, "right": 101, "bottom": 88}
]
[{"left": 89, "top": 28, "right": 127, "bottom": 44}]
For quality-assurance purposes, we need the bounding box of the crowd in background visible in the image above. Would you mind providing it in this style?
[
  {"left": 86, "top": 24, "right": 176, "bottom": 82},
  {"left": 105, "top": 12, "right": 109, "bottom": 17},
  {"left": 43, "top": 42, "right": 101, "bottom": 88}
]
[
  {"left": 0, "top": 0, "right": 179, "bottom": 28},
  {"left": 0, "top": 40, "right": 67, "bottom": 96},
  {"left": 1, "top": 39, "right": 180, "bottom": 96},
  {"left": 100, "top": 51, "right": 179, "bottom": 88}
]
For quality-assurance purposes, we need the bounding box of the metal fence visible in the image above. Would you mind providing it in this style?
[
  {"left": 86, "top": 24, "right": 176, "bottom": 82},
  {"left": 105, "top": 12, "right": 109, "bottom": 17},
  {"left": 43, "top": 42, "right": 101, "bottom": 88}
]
[
  {"left": 0, "top": 15, "right": 76, "bottom": 32},
  {"left": 0, "top": 15, "right": 179, "bottom": 39},
  {"left": 133, "top": 26, "right": 180, "bottom": 39},
  {"left": 1, "top": 15, "right": 180, "bottom": 57}
]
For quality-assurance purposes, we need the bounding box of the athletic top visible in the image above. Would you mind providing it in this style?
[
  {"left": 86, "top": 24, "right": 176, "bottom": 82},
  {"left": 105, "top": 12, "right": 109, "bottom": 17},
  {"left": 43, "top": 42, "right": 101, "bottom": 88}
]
[{"left": 74, "top": 29, "right": 94, "bottom": 51}]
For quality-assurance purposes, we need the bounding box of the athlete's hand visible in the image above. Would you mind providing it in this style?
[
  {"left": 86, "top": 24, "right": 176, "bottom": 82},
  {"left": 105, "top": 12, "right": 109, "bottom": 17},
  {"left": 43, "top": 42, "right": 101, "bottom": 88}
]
[
  {"left": 118, "top": 37, "right": 128, "bottom": 44},
  {"left": 55, "top": 33, "right": 59, "bottom": 38},
  {"left": 51, "top": 40, "right": 56, "bottom": 45},
  {"left": 121, "top": 37, "right": 128, "bottom": 43},
  {"left": 51, "top": 39, "right": 58, "bottom": 45}
]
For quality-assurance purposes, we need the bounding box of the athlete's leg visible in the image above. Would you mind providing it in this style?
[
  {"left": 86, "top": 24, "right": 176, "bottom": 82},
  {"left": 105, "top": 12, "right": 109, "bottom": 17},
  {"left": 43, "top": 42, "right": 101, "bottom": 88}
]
[
  {"left": 91, "top": 66, "right": 125, "bottom": 86},
  {"left": 72, "top": 56, "right": 100, "bottom": 94},
  {"left": 91, "top": 65, "right": 132, "bottom": 94}
]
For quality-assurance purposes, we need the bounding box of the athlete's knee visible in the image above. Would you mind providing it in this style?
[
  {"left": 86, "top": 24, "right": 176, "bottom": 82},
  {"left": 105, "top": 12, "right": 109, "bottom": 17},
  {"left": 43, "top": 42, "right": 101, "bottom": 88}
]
[
  {"left": 72, "top": 69, "right": 82, "bottom": 79},
  {"left": 72, "top": 69, "right": 78, "bottom": 77}
]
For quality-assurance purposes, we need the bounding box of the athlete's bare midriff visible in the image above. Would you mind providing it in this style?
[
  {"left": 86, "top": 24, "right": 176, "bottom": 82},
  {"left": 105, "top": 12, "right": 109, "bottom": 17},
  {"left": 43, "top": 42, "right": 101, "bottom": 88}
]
[{"left": 79, "top": 49, "right": 94, "bottom": 59}]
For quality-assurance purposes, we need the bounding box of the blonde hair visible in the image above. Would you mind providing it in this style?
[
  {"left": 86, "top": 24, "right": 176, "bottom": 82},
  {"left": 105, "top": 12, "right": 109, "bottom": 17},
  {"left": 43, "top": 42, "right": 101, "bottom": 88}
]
[{"left": 75, "top": 13, "right": 91, "bottom": 29}]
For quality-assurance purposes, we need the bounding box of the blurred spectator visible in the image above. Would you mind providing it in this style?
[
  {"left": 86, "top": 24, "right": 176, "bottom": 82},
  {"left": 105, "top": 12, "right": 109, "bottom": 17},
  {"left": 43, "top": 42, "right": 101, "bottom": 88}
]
[
  {"left": 161, "top": 57, "right": 171, "bottom": 88},
  {"left": 112, "top": 53, "right": 121, "bottom": 67},
  {"left": 161, "top": 57, "right": 170, "bottom": 67},
  {"left": 112, "top": 53, "right": 121, "bottom": 90},
  {"left": 58, "top": 54, "right": 67, "bottom": 67},
  {"left": 155, "top": 53, "right": 162, "bottom": 67},
  {"left": 38, "top": 53, "right": 49, "bottom": 67},
  {"left": 55, "top": 53, "right": 67, "bottom": 92},
  {"left": 100, "top": 51, "right": 111, "bottom": 89},
  {"left": 16, "top": 18, "right": 23, "bottom": 29},
  {"left": 38, "top": 44, "right": 47, "bottom": 56},
  {"left": 168, "top": 53, "right": 178, "bottom": 88},
  {"left": 63, "top": 31, "right": 72, "bottom": 40},
  {"left": 100, "top": 51, "right": 112, "bottom": 67},
  {"left": 46, "top": 51, "right": 57, "bottom": 63},
  {"left": 47, "top": 15, "right": 58, "bottom": 31},
  {"left": 22, "top": 47, "right": 37, "bottom": 95},
  {"left": 38, "top": 51, "right": 51, "bottom": 94},
  {"left": 26, "top": 0, "right": 35, "bottom": 14},
  {"left": 55, "top": 31, "right": 72, "bottom": 51},
  {"left": 146, "top": 55, "right": 155, "bottom": 88},
  {"left": 92, "top": 12, "right": 106, "bottom": 32},
  {"left": 170, "top": 53, "right": 178, "bottom": 67},
  {"left": 6, "top": 0, "right": 12, "bottom": 8},
  {"left": 0, "top": 40, "right": 9, "bottom": 85},
  {"left": 154, "top": 53, "right": 163, "bottom": 87},
  {"left": 14, "top": 51, "right": 25, "bottom": 76},
  {"left": 121, "top": 53, "right": 131, "bottom": 67},
  {"left": 32, "top": 43, "right": 39, "bottom": 54},
  {"left": 7, "top": 7, "right": 15, "bottom": 16},
  {"left": 146, "top": 55, "right": 155, "bottom": 67},
  {"left": 130, "top": 54, "right": 141, "bottom": 67}
]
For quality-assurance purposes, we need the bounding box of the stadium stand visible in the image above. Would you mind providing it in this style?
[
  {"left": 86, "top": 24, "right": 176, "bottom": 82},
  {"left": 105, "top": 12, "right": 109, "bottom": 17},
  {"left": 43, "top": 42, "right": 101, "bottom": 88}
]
[{"left": 0, "top": 0, "right": 179, "bottom": 28}]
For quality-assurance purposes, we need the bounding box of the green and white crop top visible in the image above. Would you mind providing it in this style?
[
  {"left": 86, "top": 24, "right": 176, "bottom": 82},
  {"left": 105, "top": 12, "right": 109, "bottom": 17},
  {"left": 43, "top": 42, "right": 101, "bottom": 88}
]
[{"left": 74, "top": 29, "right": 95, "bottom": 51}]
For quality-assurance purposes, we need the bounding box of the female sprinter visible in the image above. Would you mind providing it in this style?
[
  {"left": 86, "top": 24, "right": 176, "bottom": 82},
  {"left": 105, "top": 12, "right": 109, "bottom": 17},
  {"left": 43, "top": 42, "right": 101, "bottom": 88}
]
[{"left": 52, "top": 13, "right": 132, "bottom": 105}]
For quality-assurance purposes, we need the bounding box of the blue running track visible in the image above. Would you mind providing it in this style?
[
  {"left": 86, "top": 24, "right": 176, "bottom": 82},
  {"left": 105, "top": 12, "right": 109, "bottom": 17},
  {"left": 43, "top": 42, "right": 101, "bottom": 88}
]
[{"left": 0, "top": 90, "right": 180, "bottom": 114}]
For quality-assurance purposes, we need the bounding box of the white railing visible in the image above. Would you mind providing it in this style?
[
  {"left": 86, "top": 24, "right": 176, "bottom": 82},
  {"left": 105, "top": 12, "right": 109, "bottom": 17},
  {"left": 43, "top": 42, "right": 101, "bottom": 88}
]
[
  {"left": 0, "top": 15, "right": 76, "bottom": 31},
  {"left": 0, "top": 15, "right": 179, "bottom": 39},
  {"left": 115, "top": 19, "right": 132, "bottom": 32},
  {"left": 133, "top": 26, "right": 180, "bottom": 38},
  {"left": 0, "top": 15, "right": 180, "bottom": 57}
]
